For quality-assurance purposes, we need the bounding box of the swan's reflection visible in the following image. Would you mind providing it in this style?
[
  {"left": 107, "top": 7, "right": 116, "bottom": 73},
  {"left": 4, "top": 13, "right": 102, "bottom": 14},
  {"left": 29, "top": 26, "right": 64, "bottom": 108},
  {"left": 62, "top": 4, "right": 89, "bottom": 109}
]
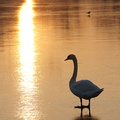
[
  {"left": 74, "top": 107, "right": 99, "bottom": 120},
  {"left": 79, "top": 106, "right": 91, "bottom": 118},
  {"left": 74, "top": 115, "right": 99, "bottom": 120}
]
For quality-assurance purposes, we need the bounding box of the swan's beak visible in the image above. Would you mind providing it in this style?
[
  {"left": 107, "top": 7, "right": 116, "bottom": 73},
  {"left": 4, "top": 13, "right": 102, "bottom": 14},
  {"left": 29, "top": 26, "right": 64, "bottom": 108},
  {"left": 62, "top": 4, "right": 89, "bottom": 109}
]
[{"left": 64, "top": 58, "right": 68, "bottom": 61}]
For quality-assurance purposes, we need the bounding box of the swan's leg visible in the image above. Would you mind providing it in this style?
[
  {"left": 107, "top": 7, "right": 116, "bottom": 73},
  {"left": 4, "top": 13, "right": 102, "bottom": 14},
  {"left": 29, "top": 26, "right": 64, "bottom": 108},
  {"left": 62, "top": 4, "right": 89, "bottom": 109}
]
[
  {"left": 74, "top": 98, "right": 82, "bottom": 108},
  {"left": 75, "top": 99, "right": 91, "bottom": 109},
  {"left": 88, "top": 99, "right": 90, "bottom": 108},
  {"left": 80, "top": 98, "right": 82, "bottom": 107}
]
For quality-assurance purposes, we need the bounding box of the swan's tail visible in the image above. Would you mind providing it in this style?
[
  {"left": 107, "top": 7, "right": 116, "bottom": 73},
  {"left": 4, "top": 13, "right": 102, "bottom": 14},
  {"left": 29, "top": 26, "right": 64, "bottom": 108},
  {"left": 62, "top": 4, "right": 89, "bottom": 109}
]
[
  {"left": 101, "top": 88, "right": 104, "bottom": 92},
  {"left": 92, "top": 88, "right": 104, "bottom": 98}
]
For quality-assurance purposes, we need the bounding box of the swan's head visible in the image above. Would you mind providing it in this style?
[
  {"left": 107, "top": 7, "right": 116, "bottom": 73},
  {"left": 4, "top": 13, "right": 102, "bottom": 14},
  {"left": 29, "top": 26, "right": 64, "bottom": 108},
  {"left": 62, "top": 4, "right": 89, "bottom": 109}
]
[{"left": 65, "top": 54, "right": 76, "bottom": 61}]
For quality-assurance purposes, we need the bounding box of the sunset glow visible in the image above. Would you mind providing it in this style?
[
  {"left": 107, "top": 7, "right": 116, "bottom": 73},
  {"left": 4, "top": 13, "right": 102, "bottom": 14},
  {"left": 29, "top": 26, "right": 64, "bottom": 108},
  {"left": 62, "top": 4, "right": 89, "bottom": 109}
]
[{"left": 18, "top": 0, "right": 38, "bottom": 119}]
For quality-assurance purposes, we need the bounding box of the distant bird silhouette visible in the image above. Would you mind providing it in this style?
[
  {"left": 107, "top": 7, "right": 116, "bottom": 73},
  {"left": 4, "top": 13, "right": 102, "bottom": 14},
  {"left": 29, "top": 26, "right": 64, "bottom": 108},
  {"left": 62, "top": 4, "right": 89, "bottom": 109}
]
[
  {"left": 87, "top": 11, "right": 91, "bottom": 14},
  {"left": 65, "top": 54, "right": 104, "bottom": 108}
]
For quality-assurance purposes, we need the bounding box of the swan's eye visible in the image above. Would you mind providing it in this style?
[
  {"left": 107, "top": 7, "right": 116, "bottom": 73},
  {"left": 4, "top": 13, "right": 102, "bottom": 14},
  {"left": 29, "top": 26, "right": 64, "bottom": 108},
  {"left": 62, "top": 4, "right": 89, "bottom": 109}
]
[
  {"left": 68, "top": 56, "right": 71, "bottom": 59},
  {"left": 68, "top": 55, "right": 72, "bottom": 59}
]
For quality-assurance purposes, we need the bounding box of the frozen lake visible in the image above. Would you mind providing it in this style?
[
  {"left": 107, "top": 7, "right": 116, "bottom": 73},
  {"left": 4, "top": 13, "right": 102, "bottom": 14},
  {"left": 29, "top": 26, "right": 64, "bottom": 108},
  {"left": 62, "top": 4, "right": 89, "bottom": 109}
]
[{"left": 0, "top": 0, "right": 120, "bottom": 119}]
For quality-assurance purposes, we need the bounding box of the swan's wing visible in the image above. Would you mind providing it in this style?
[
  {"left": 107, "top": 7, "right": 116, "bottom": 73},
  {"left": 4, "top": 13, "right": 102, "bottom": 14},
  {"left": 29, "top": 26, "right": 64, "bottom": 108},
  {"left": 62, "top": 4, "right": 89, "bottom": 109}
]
[
  {"left": 74, "top": 80, "right": 100, "bottom": 91},
  {"left": 71, "top": 80, "right": 101, "bottom": 99}
]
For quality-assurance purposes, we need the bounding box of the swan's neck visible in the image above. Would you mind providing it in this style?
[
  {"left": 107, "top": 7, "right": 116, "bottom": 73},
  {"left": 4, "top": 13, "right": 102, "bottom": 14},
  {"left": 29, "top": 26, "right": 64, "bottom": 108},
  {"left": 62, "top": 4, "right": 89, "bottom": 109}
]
[{"left": 70, "top": 57, "right": 78, "bottom": 85}]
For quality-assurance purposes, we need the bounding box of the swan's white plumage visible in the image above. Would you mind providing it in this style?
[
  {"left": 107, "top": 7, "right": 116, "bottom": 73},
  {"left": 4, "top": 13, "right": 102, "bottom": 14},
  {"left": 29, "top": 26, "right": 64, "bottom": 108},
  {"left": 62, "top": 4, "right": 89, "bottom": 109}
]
[
  {"left": 65, "top": 54, "right": 103, "bottom": 107},
  {"left": 70, "top": 80, "right": 103, "bottom": 99}
]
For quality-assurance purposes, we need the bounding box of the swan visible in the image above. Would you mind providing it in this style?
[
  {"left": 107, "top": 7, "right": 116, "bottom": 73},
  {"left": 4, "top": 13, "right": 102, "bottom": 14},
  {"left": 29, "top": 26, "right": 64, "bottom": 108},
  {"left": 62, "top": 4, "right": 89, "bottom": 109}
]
[{"left": 65, "top": 54, "right": 104, "bottom": 108}]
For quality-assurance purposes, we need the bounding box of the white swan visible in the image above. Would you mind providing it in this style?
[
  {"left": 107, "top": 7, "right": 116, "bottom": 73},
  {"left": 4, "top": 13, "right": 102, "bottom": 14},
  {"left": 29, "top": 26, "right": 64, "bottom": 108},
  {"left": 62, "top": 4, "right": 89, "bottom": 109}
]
[{"left": 65, "top": 54, "right": 104, "bottom": 108}]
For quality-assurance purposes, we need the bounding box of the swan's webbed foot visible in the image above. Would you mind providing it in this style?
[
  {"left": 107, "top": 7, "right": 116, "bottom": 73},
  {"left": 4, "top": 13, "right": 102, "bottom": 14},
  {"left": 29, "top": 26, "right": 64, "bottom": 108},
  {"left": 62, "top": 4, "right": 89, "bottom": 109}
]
[
  {"left": 74, "top": 106, "right": 82, "bottom": 108},
  {"left": 74, "top": 105, "right": 90, "bottom": 109}
]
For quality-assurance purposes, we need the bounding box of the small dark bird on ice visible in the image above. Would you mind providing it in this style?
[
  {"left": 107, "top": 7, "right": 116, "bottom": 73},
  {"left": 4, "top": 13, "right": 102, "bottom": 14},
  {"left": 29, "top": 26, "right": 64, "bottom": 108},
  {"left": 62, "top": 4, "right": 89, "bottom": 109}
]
[{"left": 87, "top": 11, "right": 91, "bottom": 14}]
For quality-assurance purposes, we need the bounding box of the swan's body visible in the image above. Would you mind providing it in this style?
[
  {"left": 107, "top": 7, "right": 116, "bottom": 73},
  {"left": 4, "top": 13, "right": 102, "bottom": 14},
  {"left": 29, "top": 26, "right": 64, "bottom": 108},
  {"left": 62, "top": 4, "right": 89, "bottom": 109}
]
[
  {"left": 70, "top": 80, "right": 103, "bottom": 100},
  {"left": 65, "top": 54, "right": 103, "bottom": 108}
]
